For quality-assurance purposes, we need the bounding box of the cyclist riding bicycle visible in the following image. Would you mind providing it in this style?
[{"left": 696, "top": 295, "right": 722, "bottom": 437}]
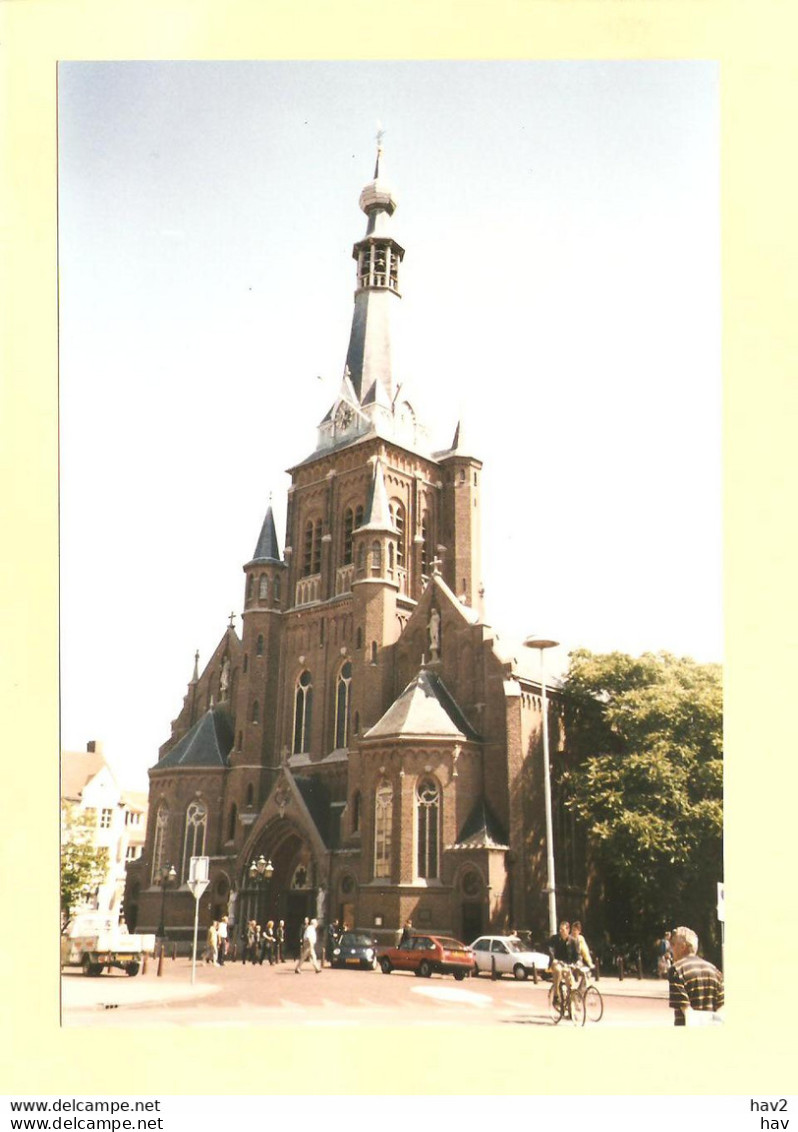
[{"left": 549, "top": 920, "right": 577, "bottom": 1006}]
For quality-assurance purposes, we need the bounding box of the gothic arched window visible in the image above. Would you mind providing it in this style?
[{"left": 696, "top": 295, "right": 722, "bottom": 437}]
[
  {"left": 390, "top": 500, "right": 406, "bottom": 568},
  {"left": 273, "top": 573, "right": 281, "bottom": 603},
  {"left": 416, "top": 777, "right": 440, "bottom": 879},
  {"left": 227, "top": 803, "right": 237, "bottom": 842},
  {"left": 150, "top": 804, "right": 169, "bottom": 884},
  {"left": 251, "top": 700, "right": 260, "bottom": 724},
  {"left": 182, "top": 800, "right": 207, "bottom": 881},
  {"left": 356, "top": 542, "right": 365, "bottom": 576},
  {"left": 343, "top": 508, "right": 355, "bottom": 565},
  {"left": 293, "top": 670, "right": 313, "bottom": 753},
  {"left": 259, "top": 574, "right": 268, "bottom": 601},
  {"left": 371, "top": 540, "right": 381, "bottom": 575},
  {"left": 374, "top": 779, "right": 393, "bottom": 878},
  {"left": 246, "top": 783, "right": 254, "bottom": 807},
  {"left": 352, "top": 789, "right": 361, "bottom": 833},
  {"left": 335, "top": 661, "right": 352, "bottom": 749},
  {"left": 303, "top": 518, "right": 323, "bottom": 576},
  {"left": 421, "top": 509, "right": 431, "bottom": 575},
  {"left": 256, "top": 634, "right": 264, "bottom": 657}
]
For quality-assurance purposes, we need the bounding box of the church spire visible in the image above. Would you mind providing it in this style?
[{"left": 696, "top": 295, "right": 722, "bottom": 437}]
[
  {"left": 359, "top": 457, "right": 397, "bottom": 533},
  {"left": 251, "top": 502, "right": 282, "bottom": 563},
  {"left": 344, "top": 136, "right": 405, "bottom": 410}
]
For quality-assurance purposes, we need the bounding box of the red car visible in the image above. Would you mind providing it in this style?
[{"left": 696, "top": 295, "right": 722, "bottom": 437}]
[{"left": 377, "top": 934, "right": 473, "bottom": 980}]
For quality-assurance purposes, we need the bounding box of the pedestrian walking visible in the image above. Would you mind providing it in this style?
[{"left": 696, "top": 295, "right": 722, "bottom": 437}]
[
  {"left": 217, "top": 915, "right": 229, "bottom": 966},
  {"left": 295, "top": 917, "right": 321, "bottom": 974},
  {"left": 667, "top": 925, "right": 724, "bottom": 1026}
]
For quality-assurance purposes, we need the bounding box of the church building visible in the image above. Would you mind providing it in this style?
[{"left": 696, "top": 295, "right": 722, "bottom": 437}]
[{"left": 125, "top": 143, "right": 582, "bottom": 950}]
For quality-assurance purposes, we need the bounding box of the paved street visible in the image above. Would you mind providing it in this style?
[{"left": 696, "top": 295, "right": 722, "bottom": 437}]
[{"left": 62, "top": 958, "right": 671, "bottom": 1028}]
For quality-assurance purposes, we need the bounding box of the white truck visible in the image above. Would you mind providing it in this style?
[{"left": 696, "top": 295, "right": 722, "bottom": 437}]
[{"left": 60, "top": 913, "right": 156, "bottom": 977}]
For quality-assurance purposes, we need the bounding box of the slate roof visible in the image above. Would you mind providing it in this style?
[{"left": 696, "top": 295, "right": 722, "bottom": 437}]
[
  {"left": 154, "top": 708, "right": 234, "bottom": 770},
  {"left": 454, "top": 797, "right": 509, "bottom": 850},
  {"left": 364, "top": 667, "right": 480, "bottom": 742},
  {"left": 251, "top": 505, "right": 281, "bottom": 563}
]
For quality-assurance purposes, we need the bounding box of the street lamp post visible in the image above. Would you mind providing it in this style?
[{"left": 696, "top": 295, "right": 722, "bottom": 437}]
[
  {"left": 523, "top": 634, "right": 560, "bottom": 938},
  {"left": 156, "top": 864, "right": 177, "bottom": 940},
  {"left": 248, "top": 854, "right": 274, "bottom": 930}
]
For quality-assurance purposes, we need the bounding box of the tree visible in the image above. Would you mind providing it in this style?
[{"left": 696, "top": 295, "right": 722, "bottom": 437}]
[
  {"left": 561, "top": 649, "right": 722, "bottom": 961},
  {"left": 60, "top": 803, "right": 109, "bottom": 927}
]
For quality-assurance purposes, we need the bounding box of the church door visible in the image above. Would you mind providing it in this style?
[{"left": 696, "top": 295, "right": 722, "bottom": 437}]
[
  {"left": 461, "top": 902, "right": 483, "bottom": 944},
  {"left": 285, "top": 891, "right": 313, "bottom": 958}
]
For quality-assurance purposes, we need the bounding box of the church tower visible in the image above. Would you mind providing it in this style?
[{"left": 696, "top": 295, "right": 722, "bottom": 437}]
[{"left": 131, "top": 139, "right": 575, "bottom": 951}]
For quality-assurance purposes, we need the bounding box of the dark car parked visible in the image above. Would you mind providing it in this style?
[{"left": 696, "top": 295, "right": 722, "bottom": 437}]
[{"left": 329, "top": 930, "right": 379, "bottom": 970}]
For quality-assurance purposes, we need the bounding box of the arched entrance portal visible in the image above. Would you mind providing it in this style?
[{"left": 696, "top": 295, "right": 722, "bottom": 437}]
[{"left": 239, "top": 821, "right": 319, "bottom": 959}]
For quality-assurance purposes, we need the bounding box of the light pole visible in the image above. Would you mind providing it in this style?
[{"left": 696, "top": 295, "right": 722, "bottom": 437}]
[
  {"left": 248, "top": 854, "right": 274, "bottom": 929},
  {"left": 523, "top": 634, "right": 559, "bottom": 938},
  {"left": 156, "top": 864, "right": 177, "bottom": 939}
]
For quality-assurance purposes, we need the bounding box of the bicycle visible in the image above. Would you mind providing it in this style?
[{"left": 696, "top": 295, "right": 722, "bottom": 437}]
[{"left": 548, "top": 963, "right": 604, "bottom": 1026}]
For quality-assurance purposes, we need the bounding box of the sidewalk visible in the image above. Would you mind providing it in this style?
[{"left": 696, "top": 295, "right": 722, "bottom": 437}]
[
  {"left": 591, "top": 976, "right": 669, "bottom": 1000},
  {"left": 61, "top": 961, "right": 222, "bottom": 1013}
]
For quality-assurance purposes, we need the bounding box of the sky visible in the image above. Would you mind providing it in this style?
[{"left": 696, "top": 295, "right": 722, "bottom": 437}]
[{"left": 57, "top": 61, "right": 721, "bottom": 791}]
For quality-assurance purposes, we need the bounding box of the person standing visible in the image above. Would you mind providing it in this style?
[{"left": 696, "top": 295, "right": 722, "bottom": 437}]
[
  {"left": 217, "top": 915, "right": 229, "bottom": 966},
  {"left": 264, "top": 920, "right": 277, "bottom": 965},
  {"left": 668, "top": 925, "right": 724, "bottom": 1026},
  {"left": 325, "top": 919, "right": 341, "bottom": 965},
  {"left": 243, "top": 919, "right": 256, "bottom": 964},
  {"left": 398, "top": 919, "right": 414, "bottom": 948},
  {"left": 276, "top": 920, "right": 286, "bottom": 963},
  {"left": 204, "top": 920, "right": 219, "bottom": 965},
  {"left": 657, "top": 931, "right": 673, "bottom": 978},
  {"left": 295, "top": 917, "right": 321, "bottom": 973}
]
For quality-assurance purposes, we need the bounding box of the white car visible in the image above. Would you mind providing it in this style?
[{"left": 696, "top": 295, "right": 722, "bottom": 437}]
[{"left": 470, "top": 935, "right": 550, "bottom": 980}]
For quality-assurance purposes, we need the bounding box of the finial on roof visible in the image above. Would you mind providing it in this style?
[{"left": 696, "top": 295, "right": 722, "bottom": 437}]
[{"left": 191, "top": 650, "right": 200, "bottom": 683}]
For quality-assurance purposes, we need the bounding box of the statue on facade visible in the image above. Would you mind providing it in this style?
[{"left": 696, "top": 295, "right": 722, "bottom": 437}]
[
  {"left": 219, "top": 656, "right": 230, "bottom": 698},
  {"left": 316, "top": 884, "right": 326, "bottom": 922},
  {"left": 428, "top": 607, "right": 441, "bottom": 658}
]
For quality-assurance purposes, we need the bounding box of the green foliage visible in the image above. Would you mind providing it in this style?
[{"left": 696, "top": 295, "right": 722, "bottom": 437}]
[
  {"left": 562, "top": 650, "right": 723, "bottom": 956},
  {"left": 61, "top": 804, "right": 109, "bottom": 926}
]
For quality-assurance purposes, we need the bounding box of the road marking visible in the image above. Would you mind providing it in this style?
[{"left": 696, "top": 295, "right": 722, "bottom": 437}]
[{"left": 411, "top": 985, "right": 493, "bottom": 1006}]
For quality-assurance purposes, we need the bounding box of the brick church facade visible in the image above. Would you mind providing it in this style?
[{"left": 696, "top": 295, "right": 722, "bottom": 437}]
[{"left": 125, "top": 144, "right": 583, "bottom": 951}]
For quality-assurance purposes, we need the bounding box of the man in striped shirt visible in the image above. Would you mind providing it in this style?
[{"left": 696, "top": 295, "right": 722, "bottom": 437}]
[{"left": 668, "top": 925, "right": 724, "bottom": 1026}]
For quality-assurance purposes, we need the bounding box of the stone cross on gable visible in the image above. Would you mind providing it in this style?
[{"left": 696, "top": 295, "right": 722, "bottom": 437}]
[
  {"left": 430, "top": 554, "right": 443, "bottom": 576},
  {"left": 228, "top": 611, "right": 236, "bottom": 630}
]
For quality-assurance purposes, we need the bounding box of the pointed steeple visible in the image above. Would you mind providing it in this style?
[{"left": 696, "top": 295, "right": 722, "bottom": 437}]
[
  {"left": 344, "top": 136, "right": 405, "bottom": 410},
  {"left": 251, "top": 503, "right": 281, "bottom": 563},
  {"left": 359, "top": 457, "right": 396, "bottom": 532}
]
